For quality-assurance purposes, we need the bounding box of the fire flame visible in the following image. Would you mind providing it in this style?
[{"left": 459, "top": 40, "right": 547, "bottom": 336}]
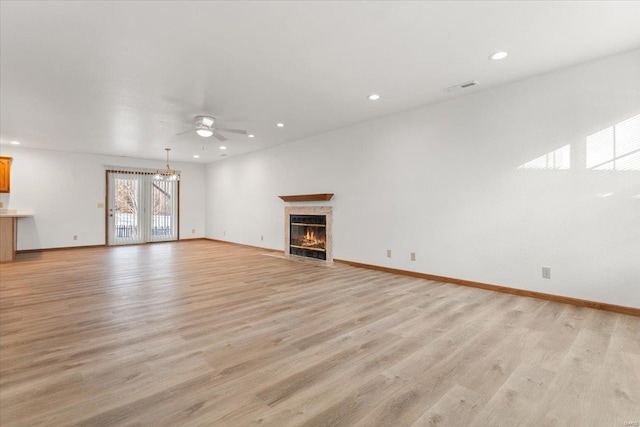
[
  {"left": 300, "top": 227, "right": 325, "bottom": 247},
  {"left": 305, "top": 229, "right": 315, "bottom": 242}
]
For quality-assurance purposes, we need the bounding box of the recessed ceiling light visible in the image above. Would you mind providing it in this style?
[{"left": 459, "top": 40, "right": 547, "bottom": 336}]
[
  {"left": 276, "top": 123, "right": 284, "bottom": 127},
  {"left": 193, "top": 154, "right": 200, "bottom": 158},
  {"left": 219, "top": 146, "right": 227, "bottom": 150},
  {"left": 10, "top": 141, "right": 21, "bottom": 145},
  {"left": 248, "top": 134, "right": 255, "bottom": 138},
  {"left": 368, "top": 94, "right": 380, "bottom": 101},
  {"left": 489, "top": 51, "right": 508, "bottom": 60}
]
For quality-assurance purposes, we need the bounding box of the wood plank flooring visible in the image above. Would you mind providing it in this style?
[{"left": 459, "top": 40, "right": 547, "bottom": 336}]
[{"left": 0, "top": 240, "right": 638, "bottom": 426}]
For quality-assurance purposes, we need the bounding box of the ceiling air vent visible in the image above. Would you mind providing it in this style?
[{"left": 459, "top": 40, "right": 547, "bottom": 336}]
[{"left": 444, "top": 80, "right": 480, "bottom": 93}]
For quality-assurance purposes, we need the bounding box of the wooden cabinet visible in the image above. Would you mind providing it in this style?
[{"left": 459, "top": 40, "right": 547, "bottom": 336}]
[
  {"left": 0, "top": 156, "right": 11, "bottom": 193},
  {"left": 0, "top": 213, "right": 33, "bottom": 262},
  {"left": 0, "top": 217, "right": 16, "bottom": 262}
]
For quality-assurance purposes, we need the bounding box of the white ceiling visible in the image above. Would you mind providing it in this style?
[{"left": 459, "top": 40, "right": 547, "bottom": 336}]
[{"left": 2, "top": 1, "right": 640, "bottom": 164}]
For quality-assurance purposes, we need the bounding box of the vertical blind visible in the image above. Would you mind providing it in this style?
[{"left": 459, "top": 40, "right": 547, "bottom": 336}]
[{"left": 106, "top": 167, "right": 179, "bottom": 245}]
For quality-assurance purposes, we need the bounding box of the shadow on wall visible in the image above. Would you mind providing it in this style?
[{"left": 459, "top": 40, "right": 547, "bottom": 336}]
[{"left": 519, "top": 113, "right": 640, "bottom": 172}]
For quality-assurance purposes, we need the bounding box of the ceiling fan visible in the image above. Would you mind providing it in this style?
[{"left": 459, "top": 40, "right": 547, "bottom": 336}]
[{"left": 176, "top": 115, "right": 247, "bottom": 142}]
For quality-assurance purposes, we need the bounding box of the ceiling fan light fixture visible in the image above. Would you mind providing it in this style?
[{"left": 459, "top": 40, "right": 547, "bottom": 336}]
[
  {"left": 177, "top": 115, "right": 247, "bottom": 141},
  {"left": 196, "top": 128, "right": 213, "bottom": 137},
  {"left": 196, "top": 115, "right": 215, "bottom": 127}
]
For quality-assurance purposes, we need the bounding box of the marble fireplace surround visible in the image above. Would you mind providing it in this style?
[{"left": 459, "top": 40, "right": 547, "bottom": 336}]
[{"left": 284, "top": 206, "right": 333, "bottom": 263}]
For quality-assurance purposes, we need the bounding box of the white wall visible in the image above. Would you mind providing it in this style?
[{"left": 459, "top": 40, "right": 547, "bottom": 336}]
[
  {"left": 205, "top": 49, "right": 640, "bottom": 308},
  {"left": 0, "top": 147, "right": 206, "bottom": 250}
]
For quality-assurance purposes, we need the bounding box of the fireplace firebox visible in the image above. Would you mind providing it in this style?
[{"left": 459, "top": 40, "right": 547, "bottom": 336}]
[
  {"left": 284, "top": 206, "right": 332, "bottom": 262},
  {"left": 289, "top": 214, "right": 327, "bottom": 260}
]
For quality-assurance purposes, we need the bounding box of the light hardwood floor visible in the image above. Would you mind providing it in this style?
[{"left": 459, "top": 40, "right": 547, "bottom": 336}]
[{"left": 0, "top": 241, "right": 638, "bottom": 426}]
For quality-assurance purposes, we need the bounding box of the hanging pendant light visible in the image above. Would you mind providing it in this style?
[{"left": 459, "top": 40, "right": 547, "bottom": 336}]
[{"left": 154, "top": 148, "right": 180, "bottom": 181}]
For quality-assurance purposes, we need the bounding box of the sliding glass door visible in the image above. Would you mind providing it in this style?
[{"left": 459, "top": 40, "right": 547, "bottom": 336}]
[
  {"left": 108, "top": 173, "right": 145, "bottom": 245},
  {"left": 107, "top": 172, "right": 178, "bottom": 245},
  {"left": 149, "top": 178, "right": 178, "bottom": 242}
]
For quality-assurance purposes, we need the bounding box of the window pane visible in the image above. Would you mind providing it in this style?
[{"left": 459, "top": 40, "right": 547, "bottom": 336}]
[
  {"left": 150, "top": 178, "right": 177, "bottom": 241},
  {"left": 115, "top": 178, "right": 139, "bottom": 240}
]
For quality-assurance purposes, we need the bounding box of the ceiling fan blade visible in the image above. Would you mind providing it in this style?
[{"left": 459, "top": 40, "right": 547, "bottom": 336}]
[
  {"left": 215, "top": 127, "right": 248, "bottom": 135},
  {"left": 175, "top": 129, "right": 194, "bottom": 136},
  {"left": 213, "top": 130, "right": 228, "bottom": 141}
]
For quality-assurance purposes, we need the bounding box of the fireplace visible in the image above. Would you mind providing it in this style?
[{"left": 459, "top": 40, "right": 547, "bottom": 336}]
[
  {"left": 284, "top": 206, "right": 332, "bottom": 262},
  {"left": 290, "top": 215, "right": 327, "bottom": 260}
]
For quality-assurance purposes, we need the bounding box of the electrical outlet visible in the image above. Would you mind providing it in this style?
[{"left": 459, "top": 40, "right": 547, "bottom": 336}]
[
  {"left": 542, "top": 267, "right": 551, "bottom": 279},
  {"left": 223, "top": 230, "right": 226, "bottom": 236},
  {"left": 191, "top": 229, "right": 195, "bottom": 234},
  {"left": 73, "top": 235, "right": 78, "bottom": 241},
  {"left": 261, "top": 235, "right": 264, "bottom": 241},
  {"left": 386, "top": 249, "right": 391, "bottom": 258},
  {"left": 410, "top": 252, "right": 416, "bottom": 261},
  {"left": 97, "top": 203, "right": 104, "bottom": 208}
]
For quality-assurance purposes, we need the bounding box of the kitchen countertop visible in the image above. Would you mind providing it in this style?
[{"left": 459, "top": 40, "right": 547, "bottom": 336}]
[{"left": 0, "top": 210, "right": 33, "bottom": 218}]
